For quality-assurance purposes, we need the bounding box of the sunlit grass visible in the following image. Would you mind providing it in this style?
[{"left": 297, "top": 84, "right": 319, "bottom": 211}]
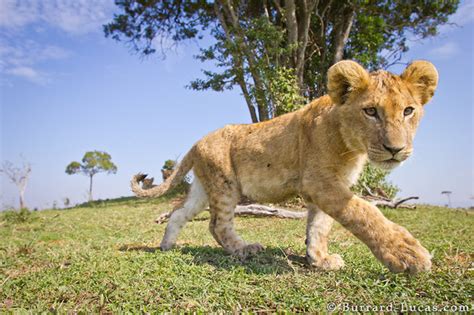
[{"left": 1, "top": 196, "right": 472, "bottom": 312}]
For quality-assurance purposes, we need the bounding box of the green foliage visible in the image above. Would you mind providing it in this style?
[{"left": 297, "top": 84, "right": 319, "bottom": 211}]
[
  {"left": 353, "top": 164, "right": 399, "bottom": 199},
  {"left": 66, "top": 151, "right": 117, "bottom": 177},
  {"left": 65, "top": 161, "right": 81, "bottom": 175},
  {"left": 1, "top": 208, "right": 33, "bottom": 224},
  {"left": 270, "top": 67, "right": 306, "bottom": 116},
  {"left": 162, "top": 160, "right": 176, "bottom": 171},
  {"left": 0, "top": 197, "right": 472, "bottom": 312}
]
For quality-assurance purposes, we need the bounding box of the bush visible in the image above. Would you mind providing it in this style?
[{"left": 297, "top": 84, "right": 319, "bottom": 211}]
[
  {"left": 2, "top": 208, "right": 33, "bottom": 224},
  {"left": 352, "top": 163, "right": 399, "bottom": 199}
]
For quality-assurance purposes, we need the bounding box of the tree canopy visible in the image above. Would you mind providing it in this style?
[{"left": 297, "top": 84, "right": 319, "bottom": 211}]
[{"left": 104, "top": 0, "right": 458, "bottom": 122}]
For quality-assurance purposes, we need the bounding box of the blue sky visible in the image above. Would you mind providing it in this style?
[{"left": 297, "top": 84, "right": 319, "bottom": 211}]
[{"left": 1, "top": 1, "right": 473, "bottom": 209}]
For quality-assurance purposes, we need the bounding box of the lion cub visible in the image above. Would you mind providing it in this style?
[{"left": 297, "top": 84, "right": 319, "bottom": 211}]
[{"left": 132, "top": 60, "right": 438, "bottom": 274}]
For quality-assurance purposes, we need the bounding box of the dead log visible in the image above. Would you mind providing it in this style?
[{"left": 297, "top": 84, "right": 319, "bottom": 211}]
[
  {"left": 154, "top": 197, "right": 418, "bottom": 224},
  {"left": 235, "top": 204, "right": 307, "bottom": 218},
  {"left": 155, "top": 204, "right": 307, "bottom": 224}
]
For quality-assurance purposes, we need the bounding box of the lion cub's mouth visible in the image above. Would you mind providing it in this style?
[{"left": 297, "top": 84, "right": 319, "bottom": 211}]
[{"left": 369, "top": 158, "right": 402, "bottom": 170}]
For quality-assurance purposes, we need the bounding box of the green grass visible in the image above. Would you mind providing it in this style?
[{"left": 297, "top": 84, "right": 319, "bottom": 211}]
[{"left": 1, "top": 196, "right": 472, "bottom": 312}]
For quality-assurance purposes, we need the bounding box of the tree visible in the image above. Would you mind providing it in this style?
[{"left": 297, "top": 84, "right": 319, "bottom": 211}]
[
  {"left": 441, "top": 191, "right": 452, "bottom": 208},
  {"left": 66, "top": 151, "right": 117, "bottom": 202},
  {"left": 161, "top": 159, "right": 177, "bottom": 181},
  {"left": 104, "top": 0, "right": 458, "bottom": 122},
  {"left": 0, "top": 160, "right": 31, "bottom": 209}
]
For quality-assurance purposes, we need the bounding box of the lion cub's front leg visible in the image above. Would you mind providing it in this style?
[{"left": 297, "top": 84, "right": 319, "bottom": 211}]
[
  {"left": 312, "top": 188, "right": 431, "bottom": 274},
  {"left": 306, "top": 205, "right": 344, "bottom": 270}
]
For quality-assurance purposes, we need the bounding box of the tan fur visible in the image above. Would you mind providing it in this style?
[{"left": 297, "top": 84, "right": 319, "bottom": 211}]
[{"left": 132, "top": 60, "right": 438, "bottom": 274}]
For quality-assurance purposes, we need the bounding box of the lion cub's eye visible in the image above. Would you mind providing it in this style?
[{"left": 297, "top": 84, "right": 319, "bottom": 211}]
[
  {"left": 404, "top": 106, "right": 414, "bottom": 116},
  {"left": 363, "top": 107, "right": 378, "bottom": 117}
]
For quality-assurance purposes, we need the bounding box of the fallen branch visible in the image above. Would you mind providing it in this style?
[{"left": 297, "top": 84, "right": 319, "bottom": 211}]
[
  {"left": 366, "top": 196, "right": 419, "bottom": 209},
  {"left": 235, "top": 204, "right": 307, "bottom": 218},
  {"left": 155, "top": 204, "right": 307, "bottom": 224},
  {"left": 154, "top": 197, "right": 418, "bottom": 224}
]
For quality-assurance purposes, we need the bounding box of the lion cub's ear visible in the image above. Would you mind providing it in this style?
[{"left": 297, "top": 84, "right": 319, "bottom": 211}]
[
  {"left": 401, "top": 60, "right": 439, "bottom": 105},
  {"left": 327, "top": 60, "right": 370, "bottom": 105}
]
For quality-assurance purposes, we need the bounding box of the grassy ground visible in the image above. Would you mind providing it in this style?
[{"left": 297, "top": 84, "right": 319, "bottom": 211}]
[{"left": 1, "top": 196, "right": 472, "bottom": 312}]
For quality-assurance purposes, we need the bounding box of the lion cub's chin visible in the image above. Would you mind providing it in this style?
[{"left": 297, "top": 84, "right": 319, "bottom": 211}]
[{"left": 370, "top": 159, "right": 403, "bottom": 171}]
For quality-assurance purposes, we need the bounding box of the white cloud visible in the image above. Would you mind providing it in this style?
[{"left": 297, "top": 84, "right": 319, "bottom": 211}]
[
  {"left": 450, "top": 1, "right": 474, "bottom": 25},
  {"left": 0, "top": 0, "right": 113, "bottom": 84},
  {"left": 438, "top": 1, "right": 474, "bottom": 34},
  {"left": 6, "top": 66, "right": 48, "bottom": 84},
  {"left": 0, "top": 0, "right": 39, "bottom": 29},
  {"left": 429, "top": 42, "right": 459, "bottom": 59},
  {"left": 0, "top": 41, "right": 71, "bottom": 67},
  {"left": 43, "top": 0, "right": 115, "bottom": 35},
  {"left": 0, "top": 0, "right": 114, "bottom": 84},
  {"left": 0, "top": 0, "right": 114, "bottom": 35},
  {"left": 40, "top": 45, "right": 71, "bottom": 60},
  {"left": 0, "top": 40, "right": 71, "bottom": 84}
]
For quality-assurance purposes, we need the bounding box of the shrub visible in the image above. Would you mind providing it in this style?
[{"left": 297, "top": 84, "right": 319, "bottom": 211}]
[
  {"left": 352, "top": 163, "right": 399, "bottom": 199},
  {"left": 2, "top": 208, "right": 33, "bottom": 224}
]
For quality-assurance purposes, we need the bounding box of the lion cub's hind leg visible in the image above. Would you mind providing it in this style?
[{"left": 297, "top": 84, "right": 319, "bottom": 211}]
[
  {"left": 306, "top": 205, "right": 345, "bottom": 270},
  {"left": 160, "top": 177, "right": 208, "bottom": 250},
  {"left": 208, "top": 192, "right": 264, "bottom": 259}
]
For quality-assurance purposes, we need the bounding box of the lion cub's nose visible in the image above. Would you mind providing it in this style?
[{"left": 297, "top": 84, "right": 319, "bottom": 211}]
[{"left": 383, "top": 144, "right": 404, "bottom": 155}]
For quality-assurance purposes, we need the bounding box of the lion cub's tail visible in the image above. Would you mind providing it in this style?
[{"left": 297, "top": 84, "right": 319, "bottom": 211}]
[{"left": 130, "top": 146, "right": 195, "bottom": 198}]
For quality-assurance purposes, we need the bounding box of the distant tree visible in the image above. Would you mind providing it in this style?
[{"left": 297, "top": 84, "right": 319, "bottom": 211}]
[
  {"left": 161, "top": 159, "right": 177, "bottom": 181},
  {"left": 441, "top": 191, "right": 452, "bottom": 208},
  {"left": 0, "top": 160, "right": 32, "bottom": 209},
  {"left": 63, "top": 197, "right": 71, "bottom": 208},
  {"left": 66, "top": 151, "right": 117, "bottom": 202}
]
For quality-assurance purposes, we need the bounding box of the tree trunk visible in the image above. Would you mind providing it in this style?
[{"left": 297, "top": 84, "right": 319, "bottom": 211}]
[
  {"left": 332, "top": 5, "right": 355, "bottom": 64},
  {"left": 19, "top": 193, "right": 25, "bottom": 209},
  {"left": 218, "top": 0, "right": 270, "bottom": 121},
  {"left": 89, "top": 175, "right": 94, "bottom": 201},
  {"left": 214, "top": 1, "right": 261, "bottom": 123},
  {"left": 18, "top": 176, "right": 28, "bottom": 209},
  {"left": 285, "top": 0, "right": 298, "bottom": 66},
  {"left": 295, "top": 0, "right": 318, "bottom": 91}
]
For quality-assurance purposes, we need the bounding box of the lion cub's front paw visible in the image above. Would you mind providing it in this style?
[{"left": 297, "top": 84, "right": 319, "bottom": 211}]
[
  {"left": 380, "top": 225, "right": 432, "bottom": 274},
  {"left": 307, "top": 253, "right": 345, "bottom": 271},
  {"left": 234, "top": 243, "right": 264, "bottom": 259}
]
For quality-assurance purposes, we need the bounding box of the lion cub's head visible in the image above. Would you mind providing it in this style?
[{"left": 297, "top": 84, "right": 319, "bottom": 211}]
[{"left": 327, "top": 60, "right": 438, "bottom": 170}]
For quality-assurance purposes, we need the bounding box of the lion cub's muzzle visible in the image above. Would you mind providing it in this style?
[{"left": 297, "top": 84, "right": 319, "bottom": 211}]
[{"left": 368, "top": 145, "right": 413, "bottom": 170}]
